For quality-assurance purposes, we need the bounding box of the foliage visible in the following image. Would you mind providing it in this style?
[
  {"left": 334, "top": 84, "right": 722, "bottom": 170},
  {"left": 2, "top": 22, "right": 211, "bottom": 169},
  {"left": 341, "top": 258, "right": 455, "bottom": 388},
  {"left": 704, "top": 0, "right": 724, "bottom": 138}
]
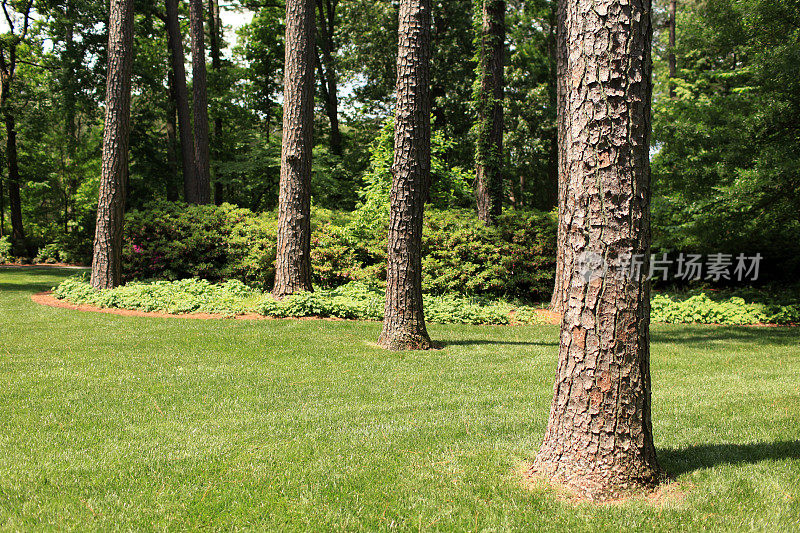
[
  {"left": 122, "top": 202, "right": 557, "bottom": 299},
  {"left": 52, "top": 276, "right": 546, "bottom": 325},
  {"left": 0, "top": 236, "right": 12, "bottom": 263},
  {"left": 652, "top": 291, "right": 800, "bottom": 325},
  {"left": 650, "top": 0, "right": 800, "bottom": 281}
]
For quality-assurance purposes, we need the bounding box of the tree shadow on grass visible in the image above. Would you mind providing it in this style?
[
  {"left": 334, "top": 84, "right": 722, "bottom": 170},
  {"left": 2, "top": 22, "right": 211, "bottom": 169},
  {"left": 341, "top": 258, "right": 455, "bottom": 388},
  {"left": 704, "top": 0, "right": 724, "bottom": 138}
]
[
  {"left": 651, "top": 325, "right": 800, "bottom": 347},
  {"left": 0, "top": 266, "right": 86, "bottom": 293},
  {"left": 659, "top": 440, "right": 800, "bottom": 476},
  {"left": 438, "top": 339, "right": 558, "bottom": 347}
]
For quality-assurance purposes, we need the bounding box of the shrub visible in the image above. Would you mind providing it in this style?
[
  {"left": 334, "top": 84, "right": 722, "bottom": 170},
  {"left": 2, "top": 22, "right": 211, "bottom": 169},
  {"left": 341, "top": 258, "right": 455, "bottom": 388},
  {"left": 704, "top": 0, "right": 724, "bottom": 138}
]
[
  {"left": 0, "top": 236, "right": 11, "bottom": 263},
  {"left": 651, "top": 291, "right": 800, "bottom": 325},
  {"left": 52, "top": 277, "right": 546, "bottom": 325},
  {"left": 122, "top": 202, "right": 557, "bottom": 299}
]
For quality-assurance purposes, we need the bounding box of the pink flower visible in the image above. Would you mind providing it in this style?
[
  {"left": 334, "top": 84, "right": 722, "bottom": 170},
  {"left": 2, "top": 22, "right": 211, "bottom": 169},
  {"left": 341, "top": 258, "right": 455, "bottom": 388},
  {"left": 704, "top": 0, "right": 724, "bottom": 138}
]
[{"left": 132, "top": 245, "right": 143, "bottom": 253}]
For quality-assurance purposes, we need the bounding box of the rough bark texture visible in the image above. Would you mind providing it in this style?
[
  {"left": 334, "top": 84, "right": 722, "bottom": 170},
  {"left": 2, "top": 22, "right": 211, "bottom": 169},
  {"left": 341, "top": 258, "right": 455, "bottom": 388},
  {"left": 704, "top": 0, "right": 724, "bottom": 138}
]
[
  {"left": 208, "top": 0, "right": 225, "bottom": 205},
  {"left": 91, "top": 0, "right": 134, "bottom": 290},
  {"left": 188, "top": 0, "right": 212, "bottom": 204},
  {"left": 668, "top": 0, "right": 676, "bottom": 98},
  {"left": 273, "top": 0, "right": 316, "bottom": 298},
  {"left": 377, "top": 0, "right": 433, "bottom": 351},
  {"left": 475, "top": 0, "right": 505, "bottom": 225},
  {"left": 165, "top": 72, "right": 181, "bottom": 202},
  {"left": 164, "top": 0, "right": 197, "bottom": 201},
  {"left": 315, "top": 0, "right": 342, "bottom": 156},
  {"left": 549, "top": 0, "right": 568, "bottom": 312},
  {"left": 531, "top": 0, "right": 664, "bottom": 500}
]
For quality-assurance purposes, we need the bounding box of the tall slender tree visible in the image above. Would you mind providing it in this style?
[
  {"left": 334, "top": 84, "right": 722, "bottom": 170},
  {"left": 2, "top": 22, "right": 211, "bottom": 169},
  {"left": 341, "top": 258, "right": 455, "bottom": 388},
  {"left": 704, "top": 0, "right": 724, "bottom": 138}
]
[
  {"left": 164, "top": 0, "right": 197, "bottom": 201},
  {"left": 0, "top": 0, "right": 34, "bottom": 253},
  {"left": 530, "top": 0, "right": 664, "bottom": 500},
  {"left": 273, "top": 0, "right": 315, "bottom": 298},
  {"left": 188, "top": 0, "right": 211, "bottom": 204},
  {"left": 377, "top": 0, "right": 433, "bottom": 351},
  {"left": 668, "top": 0, "right": 677, "bottom": 98},
  {"left": 91, "top": 0, "right": 135, "bottom": 290},
  {"left": 315, "top": 0, "right": 342, "bottom": 156},
  {"left": 474, "top": 0, "right": 505, "bottom": 224},
  {"left": 549, "top": 0, "right": 567, "bottom": 312},
  {"left": 208, "top": 0, "right": 225, "bottom": 204}
]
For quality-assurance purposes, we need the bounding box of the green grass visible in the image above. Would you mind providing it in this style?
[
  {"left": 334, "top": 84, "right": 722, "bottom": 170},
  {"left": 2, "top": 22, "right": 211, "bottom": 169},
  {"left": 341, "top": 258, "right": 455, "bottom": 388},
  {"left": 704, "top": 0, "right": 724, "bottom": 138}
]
[{"left": 1, "top": 267, "right": 799, "bottom": 531}]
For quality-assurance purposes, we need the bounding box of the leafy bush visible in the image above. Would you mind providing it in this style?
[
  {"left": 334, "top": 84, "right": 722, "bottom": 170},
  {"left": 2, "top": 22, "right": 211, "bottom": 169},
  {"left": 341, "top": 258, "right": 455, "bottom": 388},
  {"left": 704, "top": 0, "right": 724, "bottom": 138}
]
[
  {"left": 122, "top": 202, "right": 557, "bottom": 299},
  {"left": 0, "top": 236, "right": 11, "bottom": 263},
  {"left": 652, "top": 292, "right": 800, "bottom": 325},
  {"left": 52, "top": 277, "right": 546, "bottom": 325}
]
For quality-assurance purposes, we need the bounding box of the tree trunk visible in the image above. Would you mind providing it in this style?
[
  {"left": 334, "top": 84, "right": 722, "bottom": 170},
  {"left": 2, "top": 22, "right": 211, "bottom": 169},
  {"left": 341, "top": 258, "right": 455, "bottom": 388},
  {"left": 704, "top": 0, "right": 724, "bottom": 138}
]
[
  {"left": 4, "top": 115, "right": 26, "bottom": 249},
  {"left": 668, "top": 0, "right": 676, "bottom": 98},
  {"left": 91, "top": 0, "right": 135, "bottom": 290},
  {"left": 531, "top": 0, "right": 664, "bottom": 500},
  {"left": 208, "top": 0, "right": 225, "bottom": 205},
  {"left": 475, "top": 0, "right": 505, "bottom": 225},
  {"left": 549, "top": 0, "right": 567, "bottom": 312},
  {"left": 315, "top": 0, "right": 342, "bottom": 156},
  {"left": 272, "top": 0, "right": 316, "bottom": 298},
  {"left": 377, "top": 0, "right": 433, "bottom": 351},
  {"left": 165, "top": 72, "right": 181, "bottom": 202},
  {"left": 188, "top": 0, "right": 212, "bottom": 204},
  {"left": 164, "top": 0, "right": 197, "bottom": 201}
]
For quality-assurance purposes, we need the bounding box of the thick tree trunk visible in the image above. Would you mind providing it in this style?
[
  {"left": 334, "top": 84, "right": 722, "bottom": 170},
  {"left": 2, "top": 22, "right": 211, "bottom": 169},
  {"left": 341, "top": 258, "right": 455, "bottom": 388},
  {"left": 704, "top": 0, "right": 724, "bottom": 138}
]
[
  {"left": 315, "top": 0, "right": 342, "bottom": 156},
  {"left": 91, "top": 0, "right": 135, "bottom": 290},
  {"left": 164, "top": 0, "right": 197, "bottom": 201},
  {"left": 377, "top": 0, "right": 433, "bottom": 351},
  {"left": 4, "top": 115, "right": 26, "bottom": 248},
  {"left": 208, "top": 0, "right": 225, "bottom": 205},
  {"left": 165, "top": 73, "right": 181, "bottom": 202},
  {"left": 549, "top": 0, "right": 567, "bottom": 312},
  {"left": 475, "top": 0, "right": 505, "bottom": 225},
  {"left": 668, "top": 0, "right": 676, "bottom": 98},
  {"left": 272, "top": 0, "right": 315, "bottom": 298},
  {"left": 531, "top": 0, "right": 663, "bottom": 500},
  {"left": 188, "top": 0, "right": 212, "bottom": 204}
]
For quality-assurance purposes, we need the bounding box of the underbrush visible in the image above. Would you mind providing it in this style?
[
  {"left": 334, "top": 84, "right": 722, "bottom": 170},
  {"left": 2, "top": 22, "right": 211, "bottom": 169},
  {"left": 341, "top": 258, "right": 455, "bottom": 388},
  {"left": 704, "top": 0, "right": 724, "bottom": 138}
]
[
  {"left": 652, "top": 289, "right": 800, "bottom": 325},
  {"left": 52, "top": 276, "right": 544, "bottom": 325}
]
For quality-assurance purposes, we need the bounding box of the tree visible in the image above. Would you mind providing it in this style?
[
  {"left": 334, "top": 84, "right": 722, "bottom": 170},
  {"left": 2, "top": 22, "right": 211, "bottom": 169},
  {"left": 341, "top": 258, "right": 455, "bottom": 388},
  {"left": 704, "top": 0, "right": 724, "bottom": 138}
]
[
  {"left": 667, "top": 0, "right": 676, "bottom": 97},
  {"left": 273, "top": 0, "right": 315, "bottom": 298},
  {"left": 549, "top": 0, "right": 566, "bottom": 312},
  {"left": 0, "top": 0, "right": 34, "bottom": 253},
  {"left": 207, "top": 0, "right": 225, "bottom": 204},
  {"left": 530, "top": 0, "right": 664, "bottom": 500},
  {"left": 377, "top": 0, "right": 433, "bottom": 351},
  {"left": 188, "top": 0, "right": 211, "bottom": 204},
  {"left": 315, "top": 0, "right": 342, "bottom": 156},
  {"left": 164, "top": 0, "right": 197, "bottom": 201},
  {"left": 91, "top": 0, "right": 134, "bottom": 290},
  {"left": 474, "top": 0, "right": 505, "bottom": 224}
]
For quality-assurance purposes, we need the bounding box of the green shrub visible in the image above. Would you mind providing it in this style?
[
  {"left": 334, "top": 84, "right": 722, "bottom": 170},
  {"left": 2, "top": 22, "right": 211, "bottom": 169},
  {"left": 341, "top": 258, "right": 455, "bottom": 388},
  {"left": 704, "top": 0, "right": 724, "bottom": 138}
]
[
  {"left": 52, "top": 277, "right": 546, "bottom": 326},
  {"left": 123, "top": 202, "right": 557, "bottom": 299},
  {"left": 0, "top": 236, "right": 11, "bottom": 263},
  {"left": 651, "top": 292, "right": 800, "bottom": 325}
]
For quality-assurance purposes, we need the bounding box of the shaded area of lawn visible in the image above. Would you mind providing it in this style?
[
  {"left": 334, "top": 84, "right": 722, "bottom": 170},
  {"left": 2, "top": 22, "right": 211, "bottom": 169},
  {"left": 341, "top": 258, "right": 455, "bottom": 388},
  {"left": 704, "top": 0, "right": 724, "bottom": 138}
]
[{"left": 2, "top": 267, "right": 799, "bottom": 531}]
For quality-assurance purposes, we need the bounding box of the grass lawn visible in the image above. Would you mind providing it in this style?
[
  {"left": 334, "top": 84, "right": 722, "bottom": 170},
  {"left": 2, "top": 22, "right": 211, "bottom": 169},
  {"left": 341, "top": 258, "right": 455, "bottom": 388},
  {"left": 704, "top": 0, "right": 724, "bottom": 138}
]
[{"left": 1, "top": 267, "right": 799, "bottom": 531}]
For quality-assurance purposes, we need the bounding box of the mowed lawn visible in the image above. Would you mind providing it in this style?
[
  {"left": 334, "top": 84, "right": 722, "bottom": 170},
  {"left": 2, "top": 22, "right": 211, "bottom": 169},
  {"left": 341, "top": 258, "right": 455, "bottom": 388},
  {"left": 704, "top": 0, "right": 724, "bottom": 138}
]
[{"left": 1, "top": 268, "right": 799, "bottom": 531}]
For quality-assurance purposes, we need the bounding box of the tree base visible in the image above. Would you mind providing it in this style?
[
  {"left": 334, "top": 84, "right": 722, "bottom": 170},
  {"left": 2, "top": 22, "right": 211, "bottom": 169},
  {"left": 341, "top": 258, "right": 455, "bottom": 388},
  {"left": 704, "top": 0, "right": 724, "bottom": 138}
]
[
  {"left": 377, "top": 329, "right": 435, "bottom": 351},
  {"left": 529, "top": 455, "right": 666, "bottom": 502}
]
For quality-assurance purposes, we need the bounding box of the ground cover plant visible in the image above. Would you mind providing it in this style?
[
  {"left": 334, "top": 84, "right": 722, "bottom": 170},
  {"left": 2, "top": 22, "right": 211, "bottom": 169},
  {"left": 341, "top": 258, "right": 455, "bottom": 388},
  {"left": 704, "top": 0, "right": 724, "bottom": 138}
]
[{"left": 3, "top": 267, "right": 800, "bottom": 530}]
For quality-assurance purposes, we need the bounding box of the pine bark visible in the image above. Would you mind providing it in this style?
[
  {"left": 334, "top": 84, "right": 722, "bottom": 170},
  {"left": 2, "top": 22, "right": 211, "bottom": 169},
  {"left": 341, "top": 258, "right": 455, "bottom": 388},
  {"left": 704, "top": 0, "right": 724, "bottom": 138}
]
[
  {"left": 549, "top": 0, "right": 568, "bottom": 312},
  {"left": 91, "top": 0, "right": 135, "bottom": 290},
  {"left": 188, "top": 0, "right": 212, "bottom": 204},
  {"left": 531, "top": 0, "right": 664, "bottom": 500},
  {"left": 273, "top": 0, "right": 316, "bottom": 298},
  {"left": 164, "top": 0, "right": 197, "bottom": 201},
  {"left": 475, "top": 0, "right": 505, "bottom": 225},
  {"left": 377, "top": 0, "right": 433, "bottom": 351}
]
